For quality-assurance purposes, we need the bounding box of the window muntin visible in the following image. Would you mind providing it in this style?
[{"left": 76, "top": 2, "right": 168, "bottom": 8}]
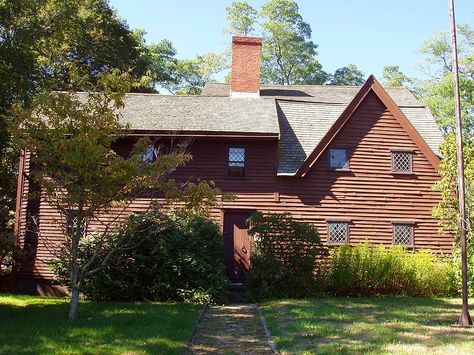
[
  {"left": 328, "top": 221, "right": 349, "bottom": 244},
  {"left": 329, "top": 148, "right": 349, "bottom": 170},
  {"left": 393, "top": 223, "right": 414, "bottom": 246},
  {"left": 228, "top": 147, "right": 246, "bottom": 177},
  {"left": 392, "top": 151, "right": 412, "bottom": 173}
]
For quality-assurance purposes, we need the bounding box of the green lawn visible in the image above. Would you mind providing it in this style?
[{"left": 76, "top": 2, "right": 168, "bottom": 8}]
[
  {"left": 261, "top": 297, "right": 474, "bottom": 354},
  {"left": 0, "top": 294, "right": 201, "bottom": 354}
]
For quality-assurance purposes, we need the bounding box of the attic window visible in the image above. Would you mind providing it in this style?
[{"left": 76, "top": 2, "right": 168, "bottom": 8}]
[
  {"left": 329, "top": 148, "right": 349, "bottom": 170},
  {"left": 228, "top": 147, "right": 246, "bottom": 177},
  {"left": 392, "top": 151, "right": 412, "bottom": 173}
]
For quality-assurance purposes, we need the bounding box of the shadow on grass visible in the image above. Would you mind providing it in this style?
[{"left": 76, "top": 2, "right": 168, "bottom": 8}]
[
  {"left": 0, "top": 295, "right": 201, "bottom": 355},
  {"left": 262, "top": 297, "right": 474, "bottom": 354}
]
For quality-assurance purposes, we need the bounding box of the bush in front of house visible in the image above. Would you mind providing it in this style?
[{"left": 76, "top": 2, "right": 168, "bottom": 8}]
[
  {"left": 51, "top": 211, "right": 228, "bottom": 304},
  {"left": 325, "top": 242, "right": 456, "bottom": 297},
  {"left": 246, "top": 212, "right": 329, "bottom": 301}
]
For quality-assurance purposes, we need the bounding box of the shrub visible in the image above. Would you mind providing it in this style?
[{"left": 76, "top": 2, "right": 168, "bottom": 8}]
[
  {"left": 325, "top": 242, "right": 456, "bottom": 297},
  {"left": 0, "top": 231, "right": 23, "bottom": 276},
  {"left": 246, "top": 212, "right": 328, "bottom": 301},
  {"left": 51, "top": 211, "right": 228, "bottom": 304}
]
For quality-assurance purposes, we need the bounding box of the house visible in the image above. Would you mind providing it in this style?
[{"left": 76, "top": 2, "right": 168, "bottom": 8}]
[{"left": 13, "top": 36, "right": 449, "bottom": 294}]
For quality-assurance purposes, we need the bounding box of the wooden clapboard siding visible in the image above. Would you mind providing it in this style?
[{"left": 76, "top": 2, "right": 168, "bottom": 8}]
[{"left": 14, "top": 90, "right": 452, "bottom": 282}]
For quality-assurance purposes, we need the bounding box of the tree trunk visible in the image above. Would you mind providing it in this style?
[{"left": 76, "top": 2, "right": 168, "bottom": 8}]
[
  {"left": 69, "top": 284, "right": 79, "bottom": 321},
  {"left": 69, "top": 218, "right": 81, "bottom": 321}
]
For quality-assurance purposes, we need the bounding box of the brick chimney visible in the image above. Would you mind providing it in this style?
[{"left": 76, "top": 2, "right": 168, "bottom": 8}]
[{"left": 231, "top": 36, "right": 262, "bottom": 97}]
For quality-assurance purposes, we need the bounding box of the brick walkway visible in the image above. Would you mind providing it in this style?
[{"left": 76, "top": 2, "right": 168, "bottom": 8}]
[{"left": 187, "top": 304, "right": 274, "bottom": 354}]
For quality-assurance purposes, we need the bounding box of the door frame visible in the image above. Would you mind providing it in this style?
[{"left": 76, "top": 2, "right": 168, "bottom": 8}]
[{"left": 221, "top": 208, "right": 255, "bottom": 281}]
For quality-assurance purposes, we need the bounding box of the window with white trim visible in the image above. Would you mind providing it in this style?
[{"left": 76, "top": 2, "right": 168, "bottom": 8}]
[
  {"left": 392, "top": 151, "right": 412, "bottom": 173},
  {"left": 327, "top": 221, "right": 349, "bottom": 244},
  {"left": 393, "top": 223, "right": 414, "bottom": 246},
  {"left": 329, "top": 148, "right": 349, "bottom": 170},
  {"left": 228, "top": 147, "right": 246, "bottom": 177}
]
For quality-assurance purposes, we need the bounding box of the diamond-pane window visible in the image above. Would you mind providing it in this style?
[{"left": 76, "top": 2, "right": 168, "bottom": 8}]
[
  {"left": 392, "top": 151, "right": 412, "bottom": 173},
  {"left": 393, "top": 224, "right": 413, "bottom": 246},
  {"left": 228, "top": 147, "right": 246, "bottom": 177},
  {"left": 329, "top": 148, "right": 349, "bottom": 169},
  {"left": 328, "top": 222, "right": 348, "bottom": 244}
]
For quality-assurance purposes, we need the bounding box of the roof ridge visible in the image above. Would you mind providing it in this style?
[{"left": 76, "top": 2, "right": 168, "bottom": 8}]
[{"left": 205, "top": 82, "right": 410, "bottom": 90}]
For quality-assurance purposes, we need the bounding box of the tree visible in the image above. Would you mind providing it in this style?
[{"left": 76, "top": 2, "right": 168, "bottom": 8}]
[
  {"left": 421, "top": 25, "right": 474, "bottom": 295},
  {"left": 433, "top": 133, "right": 474, "bottom": 295},
  {"left": 381, "top": 65, "right": 413, "bottom": 88},
  {"left": 225, "top": 1, "right": 258, "bottom": 36},
  {"left": 260, "top": 0, "right": 327, "bottom": 84},
  {"left": 0, "top": 0, "right": 151, "bottom": 240},
  {"left": 417, "top": 24, "right": 474, "bottom": 132},
  {"left": 13, "top": 71, "right": 191, "bottom": 320},
  {"left": 163, "top": 53, "right": 227, "bottom": 95},
  {"left": 329, "top": 64, "right": 365, "bottom": 86}
]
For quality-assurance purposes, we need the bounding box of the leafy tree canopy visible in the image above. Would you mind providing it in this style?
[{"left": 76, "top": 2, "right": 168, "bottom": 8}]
[
  {"left": 381, "top": 65, "right": 413, "bottom": 88},
  {"left": 225, "top": 1, "right": 258, "bottom": 36},
  {"left": 417, "top": 24, "right": 474, "bottom": 132},
  {"left": 329, "top": 64, "right": 365, "bottom": 86}
]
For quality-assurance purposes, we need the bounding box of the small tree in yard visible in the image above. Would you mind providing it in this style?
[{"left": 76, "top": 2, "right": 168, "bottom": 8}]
[{"left": 13, "top": 71, "right": 191, "bottom": 320}]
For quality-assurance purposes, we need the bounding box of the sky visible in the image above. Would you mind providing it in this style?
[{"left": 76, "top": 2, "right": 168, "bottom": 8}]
[{"left": 109, "top": 0, "right": 474, "bottom": 81}]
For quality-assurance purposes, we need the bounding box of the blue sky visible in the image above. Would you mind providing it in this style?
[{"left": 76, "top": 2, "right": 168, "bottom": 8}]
[{"left": 109, "top": 0, "right": 474, "bottom": 81}]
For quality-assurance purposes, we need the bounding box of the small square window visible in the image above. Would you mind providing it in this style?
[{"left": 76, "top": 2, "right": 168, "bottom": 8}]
[
  {"left": 393, "top": 224, "right": 414, "bottom": 246},
  {"left": 392, "top": 151, "right": 412, "bottom": 173},
  {"left": 329, "top": 148, "right": 349, "bottom": 170},
  {"left": 328, "top": 222, "right": 349, "bottom": 244},
  {"left": 228, "top": 147, "right": 246, "bottom": 177}
]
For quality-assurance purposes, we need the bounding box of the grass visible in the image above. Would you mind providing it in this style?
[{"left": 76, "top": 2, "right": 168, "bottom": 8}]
[
  {"left": 0, "top": 294, "right": 202, "bottom": 354},
  {"left": 261, "top": 297, "right": 474, "bottom": 354}
]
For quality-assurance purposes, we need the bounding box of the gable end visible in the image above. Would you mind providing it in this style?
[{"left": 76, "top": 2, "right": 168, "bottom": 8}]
[{"left": 295, "top": 76, "right": 441, "bottom": 177}]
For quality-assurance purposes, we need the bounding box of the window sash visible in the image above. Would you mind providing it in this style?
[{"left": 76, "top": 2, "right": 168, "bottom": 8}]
[
  {"left": 327, "top": 222, "right": 349, "bottom": 244},
  {"left": 392, "top": 151, "right": 412, "bottom": 173},
  {"left": 329, "top": 148, "right": 349, "bottom": 169},
  {"left": 228, "top": 147, "right": 246, "bottom": 176},
  {"left": 393, "top": 224, "right": 414, "bottom": 246}
]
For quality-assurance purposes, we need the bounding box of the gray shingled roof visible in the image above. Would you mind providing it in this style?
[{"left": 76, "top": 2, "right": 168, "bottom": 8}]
[
  {"left": 202, "top": 83, "right": 444, "bottom": 174},
  {"left": 75, "top": 92, "right": 280, "bottom": 135}
]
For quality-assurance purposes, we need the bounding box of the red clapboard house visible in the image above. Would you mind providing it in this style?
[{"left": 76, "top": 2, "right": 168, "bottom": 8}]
[{"left": 14, "top": 36, "right": 449, "bottom": 294}]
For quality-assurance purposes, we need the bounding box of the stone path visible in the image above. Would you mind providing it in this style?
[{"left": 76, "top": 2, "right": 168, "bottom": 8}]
[{"left": 187, "top": 304, "right": 274, "bottom": 354}]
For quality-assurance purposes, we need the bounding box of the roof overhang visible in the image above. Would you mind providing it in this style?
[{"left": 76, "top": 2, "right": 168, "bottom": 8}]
[{"left": 124, "top": 129, "right": 280, "bottom": 139}]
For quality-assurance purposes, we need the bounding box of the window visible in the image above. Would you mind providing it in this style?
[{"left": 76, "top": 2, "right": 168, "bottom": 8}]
[
  {"left": 329, "top": 148, "right": 349, "bottom": 170},
  {"left": 393, "top": 223, "right": 414, "bottom": 246},
  {"left": 228, "top": 147, "right": 246, "bottom": 177},
  {"left": 392, "top": 151, "right": 412, "bottom": 173},
  {"left": 142, "top": 145, "right": 156, "bottom": 164},
  {"left": 327, "top": 221, "right": 349, "bottom": 244}
]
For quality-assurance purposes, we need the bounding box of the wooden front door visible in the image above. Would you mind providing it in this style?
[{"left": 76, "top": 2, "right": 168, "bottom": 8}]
[{"left": 223, "top": 210, "right": 253, "bottom": 281}]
